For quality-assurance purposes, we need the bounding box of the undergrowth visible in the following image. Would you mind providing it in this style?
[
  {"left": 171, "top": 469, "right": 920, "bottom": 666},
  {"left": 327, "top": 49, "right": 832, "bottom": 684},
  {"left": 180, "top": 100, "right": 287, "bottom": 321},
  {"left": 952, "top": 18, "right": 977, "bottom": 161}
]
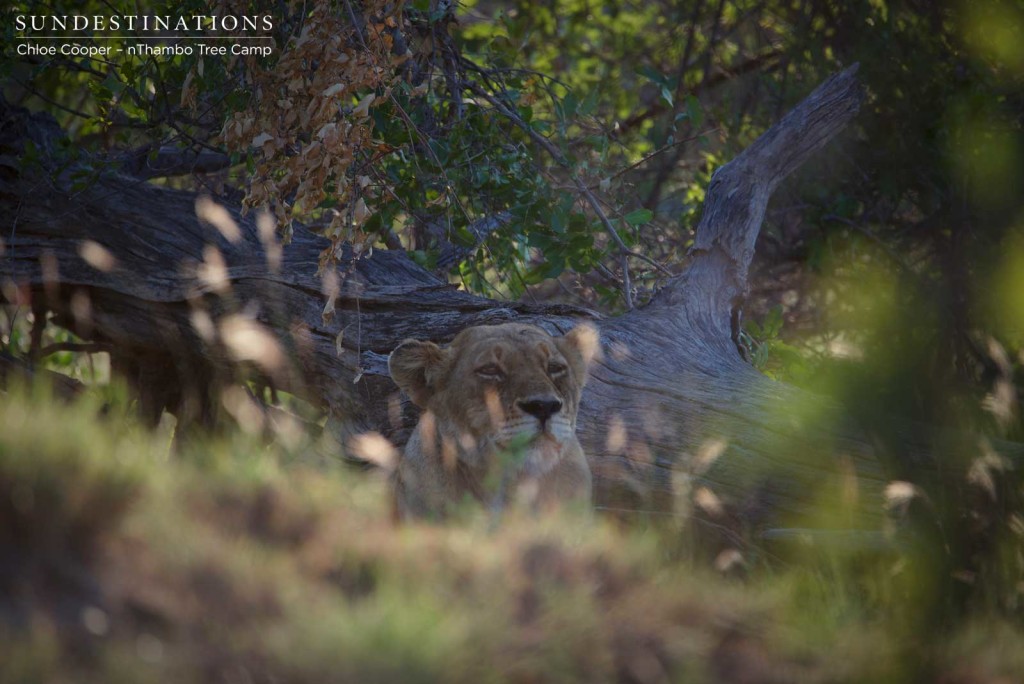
[{"left": 1, "top": 386, "right": 1022, "bottom": 684}]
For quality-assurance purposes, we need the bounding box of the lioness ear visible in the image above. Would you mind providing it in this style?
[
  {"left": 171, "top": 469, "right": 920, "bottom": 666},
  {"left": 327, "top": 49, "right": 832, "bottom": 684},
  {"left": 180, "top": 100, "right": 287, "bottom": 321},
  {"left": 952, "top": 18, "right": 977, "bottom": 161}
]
[
  {"left": 559, "top": 323, "right": 600, "bottom": 371},
  {"left": 388, "top": 339, "right": 448, "bottom": 408}
]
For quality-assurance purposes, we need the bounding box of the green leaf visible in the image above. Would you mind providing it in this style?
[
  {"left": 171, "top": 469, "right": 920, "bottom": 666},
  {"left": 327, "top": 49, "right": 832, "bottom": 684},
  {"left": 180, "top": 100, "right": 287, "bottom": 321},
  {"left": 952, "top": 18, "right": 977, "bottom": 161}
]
[
  {"left": 624, "top": 209, "right": 653, "bottom": 226},
  {"left": 551, "top": 208, "right": 567, "bottom": 234},
  {"left": 685, "top": 95, "right": 703, "bottom": 129},
  {"left": 660, "top": 85, "right": 674, "bottom": 108},
  {"left": 453, "top": 225, "right": 475, "bottom": 246},
  {"left": 637, "top": 65, "right": 667, "bottom": 87},
  {"left": 563, "top": 91, "right": 578, "bottom": 119},
  {"left": 428, "top": 139, "right": 450, "bottom": 165},
  {"left": 526, "top": 232, "right": 552, "bottom": 250},
  {"left": 99, "top": 73, "right": 123, "bottom": 96},
  {"left": 543, "top": 258, "right": 565, "bottom": 279},
  {"left": 410, "top": 250, "right": 438, "bottom": 270},
  {"left": 579, "top": 89, "right": 599, "bottom": 116}
]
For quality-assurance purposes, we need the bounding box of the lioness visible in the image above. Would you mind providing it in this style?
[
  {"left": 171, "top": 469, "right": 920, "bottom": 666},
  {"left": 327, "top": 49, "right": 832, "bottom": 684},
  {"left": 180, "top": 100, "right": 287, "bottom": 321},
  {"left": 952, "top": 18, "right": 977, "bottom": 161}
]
[{"left": 388, "top": 322, "right": 598, "bottom": 519}]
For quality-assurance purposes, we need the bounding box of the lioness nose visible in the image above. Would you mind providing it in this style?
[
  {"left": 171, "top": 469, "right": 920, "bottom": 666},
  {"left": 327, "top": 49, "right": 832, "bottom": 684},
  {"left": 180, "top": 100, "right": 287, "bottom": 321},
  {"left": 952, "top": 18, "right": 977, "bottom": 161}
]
[{"left": 518, "top": 397, "right": 563, "bottom": 422}]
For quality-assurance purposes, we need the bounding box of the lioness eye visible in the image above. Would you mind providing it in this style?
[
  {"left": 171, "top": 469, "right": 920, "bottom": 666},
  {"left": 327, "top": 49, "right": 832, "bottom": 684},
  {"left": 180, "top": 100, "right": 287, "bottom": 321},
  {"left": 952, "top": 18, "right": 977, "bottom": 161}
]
[
  {"left": 475, "top": 364, "right": 504, "bottom": 380},
  {"left": 547, "top": 362, "right": 567, "bottom": 376}
]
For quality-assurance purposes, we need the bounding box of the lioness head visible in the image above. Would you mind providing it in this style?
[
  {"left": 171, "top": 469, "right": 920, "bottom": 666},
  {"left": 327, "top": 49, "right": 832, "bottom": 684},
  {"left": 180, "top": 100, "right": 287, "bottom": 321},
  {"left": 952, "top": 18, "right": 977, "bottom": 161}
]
[{"left": 388, "top": 322, "right": 598, "bottom": 516}]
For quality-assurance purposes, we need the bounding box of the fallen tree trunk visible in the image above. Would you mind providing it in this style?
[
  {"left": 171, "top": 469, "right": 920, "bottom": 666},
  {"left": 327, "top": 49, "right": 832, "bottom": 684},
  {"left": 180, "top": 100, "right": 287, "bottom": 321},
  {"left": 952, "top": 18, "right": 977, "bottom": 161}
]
[{"left": 1, "top": 66, "right": 891, "bottom": 533}]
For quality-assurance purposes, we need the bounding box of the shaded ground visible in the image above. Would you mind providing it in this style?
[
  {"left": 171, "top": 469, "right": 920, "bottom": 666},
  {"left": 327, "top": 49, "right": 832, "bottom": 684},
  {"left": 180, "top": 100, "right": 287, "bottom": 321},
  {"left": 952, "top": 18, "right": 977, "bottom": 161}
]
[{"left": 1, "top": 388, "right": 1022, "bottom": 684}]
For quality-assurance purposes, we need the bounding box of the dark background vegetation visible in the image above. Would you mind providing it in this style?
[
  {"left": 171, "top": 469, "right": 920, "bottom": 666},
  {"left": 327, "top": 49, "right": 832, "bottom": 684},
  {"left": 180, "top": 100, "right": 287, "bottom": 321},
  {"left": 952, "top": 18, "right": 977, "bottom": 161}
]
[{"left": 2, "top": 0, "right": 1024, "bottom": 682}]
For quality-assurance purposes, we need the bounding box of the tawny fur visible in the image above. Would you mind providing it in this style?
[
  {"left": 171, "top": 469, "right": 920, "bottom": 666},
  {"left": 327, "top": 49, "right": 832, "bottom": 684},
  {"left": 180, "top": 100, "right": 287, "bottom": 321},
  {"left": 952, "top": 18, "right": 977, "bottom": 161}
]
[{"left": 388, "top": 322, "right": 598, "bottom": 519}]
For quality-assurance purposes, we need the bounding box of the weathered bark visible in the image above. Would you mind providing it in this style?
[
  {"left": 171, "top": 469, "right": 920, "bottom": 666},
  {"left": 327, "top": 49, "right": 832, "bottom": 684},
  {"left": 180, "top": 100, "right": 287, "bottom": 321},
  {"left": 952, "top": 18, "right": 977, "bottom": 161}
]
[{"left": 0, "top": 66, "right": 891, "bottom": 532}]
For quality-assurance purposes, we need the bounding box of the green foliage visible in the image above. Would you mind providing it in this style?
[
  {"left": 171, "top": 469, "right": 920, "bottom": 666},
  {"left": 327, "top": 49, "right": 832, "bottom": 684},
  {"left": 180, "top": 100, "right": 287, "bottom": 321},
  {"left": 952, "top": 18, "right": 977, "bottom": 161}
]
[
  {"left": 740, "top": 305, "right": 816, "bottom": 382},
  {"left": 6, "top": 0, "right": 1022, "bottom": 317},
  {"left": 1, "top": 310, "right": 111, "bottom": 384}
]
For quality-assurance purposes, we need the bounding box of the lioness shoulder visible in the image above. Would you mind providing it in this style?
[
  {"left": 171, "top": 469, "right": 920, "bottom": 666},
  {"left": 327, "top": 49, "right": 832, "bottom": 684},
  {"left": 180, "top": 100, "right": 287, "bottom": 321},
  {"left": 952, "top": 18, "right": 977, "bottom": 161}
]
[{"left": 388, "top": 322, "right": 598, "bottom": 519}]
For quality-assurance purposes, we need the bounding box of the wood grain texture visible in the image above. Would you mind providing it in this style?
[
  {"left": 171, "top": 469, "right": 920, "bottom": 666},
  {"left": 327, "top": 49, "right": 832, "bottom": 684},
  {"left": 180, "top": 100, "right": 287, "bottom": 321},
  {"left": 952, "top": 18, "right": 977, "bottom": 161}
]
[{"left": 1, "top": 67, "right": 890, "bottom": 532}]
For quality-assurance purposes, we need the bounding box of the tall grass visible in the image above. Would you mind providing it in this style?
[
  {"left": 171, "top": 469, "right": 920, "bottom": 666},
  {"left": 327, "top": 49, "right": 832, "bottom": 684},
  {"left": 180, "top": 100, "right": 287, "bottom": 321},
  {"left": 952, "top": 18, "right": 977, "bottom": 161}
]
[{"left": 1, "top": 384, "right": 1023, "bottom": 683}]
